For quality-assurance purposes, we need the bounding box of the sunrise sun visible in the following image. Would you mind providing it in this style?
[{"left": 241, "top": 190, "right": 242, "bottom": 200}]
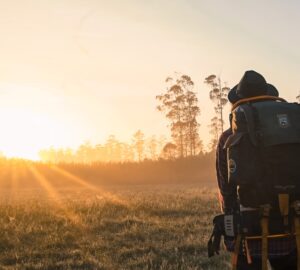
[{"left": 0, "top": 108, "right": 68, "bottom": 160}]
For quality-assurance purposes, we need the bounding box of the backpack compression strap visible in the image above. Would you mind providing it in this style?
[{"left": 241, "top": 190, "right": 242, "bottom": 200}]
[
  {"left": 260, "top": 204, "right": 271, "bottom": 270},
  {"left": 231, "top": 96, "right": 287, "bottom": 111},
  {"left": 293, "top": 201, "right": 300, "bottom": 270},
  {"left": 232, "top": 234, "right": 242, "bottom": 270},
  {"left": 278, "top": 193, "right": 290, "bottom": 231}
]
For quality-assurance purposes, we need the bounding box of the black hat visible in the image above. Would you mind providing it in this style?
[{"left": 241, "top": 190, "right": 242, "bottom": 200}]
[
  {"left": 227, "top": 70, "right": 279, "bottom": 104},
  {"left": 237, "top": 70, "right": 268, "bottom": 98},
  {"left": 228, "top": 84, "right": 239, "bottom": 104},
  {"left": 266, "top": 83, "right": 279, "bottom": 97}
]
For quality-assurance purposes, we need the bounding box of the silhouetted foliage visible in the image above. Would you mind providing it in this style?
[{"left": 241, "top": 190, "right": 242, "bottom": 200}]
[
  {"left": 162, "top": 142, "right": 177, "bottom": 160},
  {"left": 39, "top": 133, "right": 164, "bottom": 163},
  {"left": 132, "top": 130, "right": 145, "bottom": 162},
  {"left": 147, "top": 135, "right": 159, "bottom": 160},
  {"left": 208, "top": 117, "right": 223, "bottom": 151},
  {"left": 156, "top": 74, "right": 201, "bottom": 158},
  {"left": 204, "top": 75, "right": 230, "bottom": 136}
]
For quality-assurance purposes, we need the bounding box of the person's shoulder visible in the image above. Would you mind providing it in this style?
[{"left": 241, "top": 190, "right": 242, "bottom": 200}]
[
  {"left": 217, "top": 128, "right": 232, "bottom": 149},
  {"left": 220, "top": 128, "right": 232, "bottom": 141}
]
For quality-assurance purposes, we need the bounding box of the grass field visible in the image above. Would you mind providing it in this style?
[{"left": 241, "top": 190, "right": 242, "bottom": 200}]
[{"left": 0, "top": 185, "right": 230, "bottom": 270}]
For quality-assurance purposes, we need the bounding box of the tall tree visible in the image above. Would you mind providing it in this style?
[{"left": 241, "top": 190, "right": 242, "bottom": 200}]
[
  {"left": 208, "top": 116, "right": 223, "bottom": 151},
  {"left": 184, "top": 80, "right": 201, "bottom": 156},
  {"left": 133, "top": 130, "right": 145, "bottom": 162},
  {"left": 156, "top": 74, "right": 200, "bottom": 158},
  {"left": 162, "top": 142, "right": 177, "bottom": 160},
  {"left": 204, "top": 75, "right": 230, "bottom": 136},
  {"left": 297, "top": 92, "right": 300, "bottom": 103},
  {"left": 105, "top": 135, "right": 119, "bottom": 162},
  {"left": 76, "top": 141, "right": 92, "bottom": 163},
  {"left": 121, "top": 142, "right": 135, "bottom": 162},
  {"left": 147, "top": 135, "right": 158, "bottom": 160}
]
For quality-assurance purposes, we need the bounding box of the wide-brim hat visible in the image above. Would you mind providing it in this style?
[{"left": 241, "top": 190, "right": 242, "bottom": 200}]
[
  {"left": 228, "top": 70, "right": 279, "bottom": 104},
  {"left": 237, "top": 70, "right": 268, "bottom": 98},
  {"left": 228, "top": 83, "right": 279, "bottom": 104}
]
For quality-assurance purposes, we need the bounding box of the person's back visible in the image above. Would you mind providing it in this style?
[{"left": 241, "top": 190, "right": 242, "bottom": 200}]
[{"left": 211, "top": 70, "right": 298, "bottom": 270}]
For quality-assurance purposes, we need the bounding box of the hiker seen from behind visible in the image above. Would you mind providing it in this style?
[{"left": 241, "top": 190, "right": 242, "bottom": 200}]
[{"left": 208, "top": 70, "right": 300, "bottom": 270}]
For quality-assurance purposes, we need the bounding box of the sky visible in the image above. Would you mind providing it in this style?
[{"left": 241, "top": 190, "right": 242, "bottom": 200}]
[{"left": 0, "top": 0, "right": 299, "bottom": 159}]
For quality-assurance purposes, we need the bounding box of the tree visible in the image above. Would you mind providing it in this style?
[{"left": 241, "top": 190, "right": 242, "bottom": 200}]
[
  {"left": 76, "top": 141, "right": 92, "bottom": 163},
  {"left": 133, "top": 130, "right": 145, "bottom": 162},
  {"left": 156, "top": 74, "right": 201, "bottom": 158},
  {"left": 162, "top": 142, "right": 177, "bottom": 160},
  {"left": 204, "top": 75, "right": 230, "bottom": 136},
  {"left": 297, "top": 92, "right": 300, "bottom": 103},
  {"left": 121, "top": 142, "right": 135, "bottom": 162},
  {"left": 184, "top": 83, "right": 201, "bottom": 156},
  {"left": 147, "top": 135, "right": 158, "bottom": 160},
  {"left": 105, "top": 135, "right": 120, "bottom": 162},
  {"left": 208, "top": 116, "right": 223, "bottom": 151}
]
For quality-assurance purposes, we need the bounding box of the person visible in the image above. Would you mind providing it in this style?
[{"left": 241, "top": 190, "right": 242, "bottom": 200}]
[{"left": 216, "top": 70, "right": 297, "bottom": 270}]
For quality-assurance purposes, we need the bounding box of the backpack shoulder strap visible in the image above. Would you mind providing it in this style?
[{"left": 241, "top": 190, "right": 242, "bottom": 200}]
[
  {"left": 240, "top": 104, "right": 257, "bottom": 146},
  {"left": 231, "top": 96, "right": 286, "bottom": 111}
]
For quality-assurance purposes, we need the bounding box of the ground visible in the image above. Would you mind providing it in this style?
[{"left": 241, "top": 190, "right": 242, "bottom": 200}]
[{"left": 0, "top": 184, "right": 230, "bottom": 269}]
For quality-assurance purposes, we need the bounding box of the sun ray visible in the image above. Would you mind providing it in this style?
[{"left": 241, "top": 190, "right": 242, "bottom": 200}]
[
  {"left": 27, "top": 164, "right": 83, "bottom": 225},
  {"left": 0, "top": 162, "right": 13, "bottom": 201},
  {"left": 49, "top": 164, "right": 99, "bottom": 191},
  {"left": 9, "top": 162, "right": 19, "bottom": 201},
  {"left": 49, "top": 164, "right": 128, "bottom": 206}
]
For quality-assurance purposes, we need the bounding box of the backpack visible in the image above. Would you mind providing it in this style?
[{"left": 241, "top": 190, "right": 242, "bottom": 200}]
[
  {"left": 224, "top": 96, "right": 300, "bottom": 270},
  {"left": 226, "top": 97, "right": 300, "bottom": 209}
]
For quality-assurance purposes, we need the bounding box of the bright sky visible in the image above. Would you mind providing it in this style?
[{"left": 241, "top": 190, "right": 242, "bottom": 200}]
[{"left": 0, "top": 0, "right": 299, "bottom": 159}]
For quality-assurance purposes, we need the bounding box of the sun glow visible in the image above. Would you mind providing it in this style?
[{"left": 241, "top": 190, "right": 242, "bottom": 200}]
[
  {"left": 0, "top": 108, "right": 68, "bottom": 160},
  {"left": 28, "top": 164, "right": 84, "bottom": 224}
]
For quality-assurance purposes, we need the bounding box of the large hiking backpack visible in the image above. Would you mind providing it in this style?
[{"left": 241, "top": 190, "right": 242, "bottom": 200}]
[
  {"left": 226, "top": 97, "right": 300, "bottom": 208},
  {"left": 223, "top": 97, "right": 300, "bottom": 270}
]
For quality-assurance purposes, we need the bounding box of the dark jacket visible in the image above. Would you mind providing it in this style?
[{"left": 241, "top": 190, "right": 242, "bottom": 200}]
[{"left": 216, "top": 128, "right": 238, "bottom": 213}]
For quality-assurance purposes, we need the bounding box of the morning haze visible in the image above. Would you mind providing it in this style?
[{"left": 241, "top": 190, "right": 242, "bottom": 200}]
[{"left": 0, "top": 1, "right": 299, "bottom": 269}]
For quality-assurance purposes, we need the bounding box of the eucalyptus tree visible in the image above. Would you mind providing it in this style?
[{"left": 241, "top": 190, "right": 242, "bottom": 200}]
[
  {"left": 133, "top": 130, "right": 145, "bottom": 162},
  {"left": 208, "top": 116, "right": 223, "bottom": 151},
  {"left": 162, "top": 142, "right": 177, "bottom": 160},
  {"left": 147, "top": 135, "right": 158, "bottom": 160},
  {"left": 204, "top": 75, "right": 230, "bottom": 136},
  {"left": 156, "top": 74, "right": 200, "bottom": 158}
]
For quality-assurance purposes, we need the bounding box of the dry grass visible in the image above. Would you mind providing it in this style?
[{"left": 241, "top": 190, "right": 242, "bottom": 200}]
[{"left": 0, "top": 185, "right": 230, "bottom": 270}]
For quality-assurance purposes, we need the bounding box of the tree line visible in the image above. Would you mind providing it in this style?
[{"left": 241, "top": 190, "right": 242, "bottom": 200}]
[
  {"left": 38, "top": 73, "right": 300, "bottom": 164},
  {"left": 38, "top": 73, "right": 225, "bottom": 163},
  {"left": 39, "top": 132, "right": 167, "bottom": 163}
]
